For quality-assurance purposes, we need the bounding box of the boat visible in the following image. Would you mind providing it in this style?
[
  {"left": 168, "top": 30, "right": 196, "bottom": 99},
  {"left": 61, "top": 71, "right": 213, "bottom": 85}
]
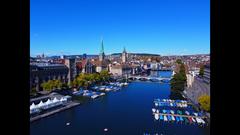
[
  {"left": 164, "top": 115, "right": 168, "bottom": 121},
  {"left": 152, "top": 108, "right": 156, "bottom": 113},
  {"left": 170, "top": 110, "right": 174, "bottom": 114},
  {"left": 155, "top": 103, "right": 158, "bottom": 106},
  {"left": 185, "top": 111, "right": 190, "bottom": 115},
  {"left": 176, "top": 116, "right": 179, "bottom": 122},
  {"left": 66, "top": 122, "right": 70, "bottom": 126},
  {"left": 193, "top": 112, "right": 198, "bottom": 116},
  {"left": 162, "top": 109, "right": 166, "bottom": 113},
  {"left": 160, "top": 115, "right": 163, "bottom": 120},
  {"left": 179, "top": 116, "right": 183, "bottom": 121},
  {"left": 171, "top": 116, "right": 175, "bottom": 121},
  {"left": 170, "top": 103, "right": 173, "bottom": 106},
  {"left": 156, "top": 109, "right": 159, "bottom": 113},
  {"left": 195, "top": 118, "right": 201, "bottom": 124},
  {"left": 154, "top": 114, "right": 159, "bottom": 120},
  {"left": 188, "top": 117, "right": 193, "bottom": 124},
  {"left": 199, "top": 118, "right": 205, "bottom": 124},
  {"left": 184, "top": 117, "right": 189, "bottom": 123},
  {"left": 192, "top": 117, "right": 196, "bottom": 123},
  {"left": 167, "top": 115, "right": 172, "bottom": 121}
]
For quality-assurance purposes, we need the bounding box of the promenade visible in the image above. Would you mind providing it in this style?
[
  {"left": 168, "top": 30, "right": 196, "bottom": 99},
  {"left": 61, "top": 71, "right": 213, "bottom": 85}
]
[{"left": 30, "top": 102, "right": 80, "bottom": 122}]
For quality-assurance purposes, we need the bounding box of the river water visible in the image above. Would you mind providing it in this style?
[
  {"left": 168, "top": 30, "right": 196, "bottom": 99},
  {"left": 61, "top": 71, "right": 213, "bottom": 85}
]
[{"left": 30, "top": 71, "right": 210, "bottom": 135}]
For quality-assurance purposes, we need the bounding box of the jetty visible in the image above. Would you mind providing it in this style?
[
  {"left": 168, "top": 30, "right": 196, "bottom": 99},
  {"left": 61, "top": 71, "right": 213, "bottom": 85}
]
[
  {"left": 30, "top": 102, "right": 80, "bottom": 122},
  {"left": 153, "top": 112, "right": 207, "bottom": 119}
]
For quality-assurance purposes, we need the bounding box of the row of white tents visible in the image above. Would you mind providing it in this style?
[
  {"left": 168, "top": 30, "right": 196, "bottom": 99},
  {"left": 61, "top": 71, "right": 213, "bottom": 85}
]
[{"left": 30, "top": 97, "right": 67, "bottom": 114}]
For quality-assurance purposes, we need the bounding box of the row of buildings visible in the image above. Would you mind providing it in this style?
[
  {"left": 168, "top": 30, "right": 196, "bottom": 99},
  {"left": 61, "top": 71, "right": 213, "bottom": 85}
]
[{"left": 30, "top": 40, "right": 150, "bottom": 91}]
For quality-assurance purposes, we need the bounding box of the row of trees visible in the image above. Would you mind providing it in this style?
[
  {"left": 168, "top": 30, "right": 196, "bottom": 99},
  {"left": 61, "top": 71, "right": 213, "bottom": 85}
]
[
  {"left": 40, "top": 70, "right": 111, "bottom": 91},
  {"left": 170, "top": 59, "right": 187, "bottom": 92},
  {"left": 41, "top": 79, "right": 66, "bottom": 91},
  {"left": 71, "top": 70, "right": 110, "bottom": 89}
]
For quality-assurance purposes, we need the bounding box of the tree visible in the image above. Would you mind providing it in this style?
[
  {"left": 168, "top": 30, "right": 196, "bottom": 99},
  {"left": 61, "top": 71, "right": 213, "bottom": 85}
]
[
  {"left": 176, "top": 59, "right": 182, "bottom": 64},
  {"left": 170, "top": 63, "right": 187, "bottom": 92},
  {"left": 100, "top": 70, "right": 110, "bottom": 82},
  {"left": 199, "top": 65, "right": 204, "bottom": 77},
  {"left": 198, "top": 95, "right": 210, "bottom": 112}
]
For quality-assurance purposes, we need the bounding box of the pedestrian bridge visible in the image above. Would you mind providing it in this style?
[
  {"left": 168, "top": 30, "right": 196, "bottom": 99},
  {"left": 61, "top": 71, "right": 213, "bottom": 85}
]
[{"left": 128, "top": 75, "right": 172, "bottom": 81}]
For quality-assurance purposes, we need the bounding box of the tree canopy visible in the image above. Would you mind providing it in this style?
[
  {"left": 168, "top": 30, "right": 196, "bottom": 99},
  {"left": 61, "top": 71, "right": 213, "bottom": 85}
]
[
  {"left": 170, "top": 62, "right": 187, "bottom": 92},
  {"left": 198, "top": 95, "right": 210, "bottom": 112}
]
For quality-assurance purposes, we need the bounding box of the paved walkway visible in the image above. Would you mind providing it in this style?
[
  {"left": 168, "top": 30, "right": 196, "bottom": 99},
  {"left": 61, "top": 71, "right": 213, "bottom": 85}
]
[
  {"left": 30, "top": 102, "right": 80, "bottom": 122},
  {"left": 185, "top": 77, "right": 210, "bottom": 105}
]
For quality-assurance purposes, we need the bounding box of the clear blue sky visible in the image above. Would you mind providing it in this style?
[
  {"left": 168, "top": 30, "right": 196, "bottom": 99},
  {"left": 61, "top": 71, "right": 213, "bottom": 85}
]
[{"left": 30, "top": 0, "right": 210, "bottom": 56}]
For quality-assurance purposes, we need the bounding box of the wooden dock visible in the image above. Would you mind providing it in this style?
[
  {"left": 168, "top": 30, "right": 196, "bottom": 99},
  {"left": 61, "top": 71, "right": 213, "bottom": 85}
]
[
  {"left": 153, "top": 112, "right": 207, "bottom": 119},
  {"left": 30, "top": 102, "right": 80, "bottom": 122}
]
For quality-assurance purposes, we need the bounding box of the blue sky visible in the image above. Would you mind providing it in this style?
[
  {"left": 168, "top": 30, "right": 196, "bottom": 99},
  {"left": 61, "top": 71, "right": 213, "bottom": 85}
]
[{"left": 30, "top": 0, "right": 210, "bottom": 56}]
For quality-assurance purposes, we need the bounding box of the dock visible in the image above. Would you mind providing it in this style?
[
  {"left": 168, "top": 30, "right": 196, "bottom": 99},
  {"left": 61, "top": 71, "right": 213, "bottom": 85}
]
[
  {"left": 153, "top": 112, "right": 207, "bottom": 119},
  {"left": 30, "top": 102, "right": 80, "bottom": 122}
]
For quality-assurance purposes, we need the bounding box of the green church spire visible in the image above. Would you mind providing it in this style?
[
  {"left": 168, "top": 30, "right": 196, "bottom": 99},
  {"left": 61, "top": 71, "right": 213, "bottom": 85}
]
[{"left": 100, "top": 39, "right": 104, "bottom": 54}]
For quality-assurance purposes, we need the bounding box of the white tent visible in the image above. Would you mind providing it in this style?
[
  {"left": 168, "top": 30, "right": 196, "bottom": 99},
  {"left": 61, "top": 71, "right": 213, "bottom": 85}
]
[
  {"left": 60, "top": 97, "right": 67, "bottom": 102},
  {"left": 45, "top": 99, "right": 52, "bottom": 105},
  {"left": 37, "top": 101, "right": 46, "bottom": 108},
  {"left": 30, "top": 103, "right": 36, "bottom": 110},
  {"left": 52, "top": 97, "right": 59, "bottom": 103}
]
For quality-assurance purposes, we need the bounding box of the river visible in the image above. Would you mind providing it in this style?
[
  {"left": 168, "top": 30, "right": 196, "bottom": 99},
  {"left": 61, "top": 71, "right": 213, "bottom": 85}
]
[{"left": 30, "top": 71, "right": 210, "bottom": 135}]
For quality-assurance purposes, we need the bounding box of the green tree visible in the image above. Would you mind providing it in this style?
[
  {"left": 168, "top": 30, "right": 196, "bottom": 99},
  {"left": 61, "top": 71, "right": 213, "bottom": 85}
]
[
  {"left": 198, "top": 95, "right": 210, "bottom": 112},
  {"left": 41, "top": 81, "right": 51, "bottom": 91},
  {"left": 170, "top": 63, "right": 187, "bottom": 92},
  {"left": 176, "top": 59, "right": 182, "bottom": 64},
  {"left": 199, "top": 65, "right": 204, "bottom": 77},
  {"left": 100, "top": 70, "right": 110, "bottom": 82}
]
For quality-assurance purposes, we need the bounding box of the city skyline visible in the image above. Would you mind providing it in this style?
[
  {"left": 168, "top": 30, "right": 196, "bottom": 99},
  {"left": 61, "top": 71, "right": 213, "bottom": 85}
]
[{"left": 30, "top": 0, "right": 210, "bottom": 56}]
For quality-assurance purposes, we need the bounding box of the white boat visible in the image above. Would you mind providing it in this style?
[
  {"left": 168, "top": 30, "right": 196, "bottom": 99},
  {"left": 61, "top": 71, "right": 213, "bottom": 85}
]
[
  {"left": 195, "top": 118, "right": 201, "bottom": 124},
  {"left": 100, "top": 93, "right": 105, "bottom": 96},
  {"left": 170, "top": 110, "right": 174, "bottom": 114},
  {"left": 155, "top": 103, "right": 158, "bottom": 106},
  {"left": 170, "top": 103, "right": 173, "bottom": 106},
  {"left": 152, "top": 108, "right": 156, "bottom": 113},
  {"left": 154, "top": 114, "right": 159, "bottom": 120},
  {"left": 193, "top": 113, "right": 198, "bottom": 116},
  {"left": 199, "top": 118, "right": 205, "bottom": 124},
  {"left": 185, "top": 111, "right": 190, "bottom": 115},
  {"left": 156, "top": 109, "right": 159, "bottom": 113},
  {"left": 105, "top": 88, "right": 112, "bottom": 91},
  {"left": 171, "top": 116, "right": 175, "bottom": 121},
  {"left": 163, "top": 99, "right": 166, "bottom": 102},
  {"left": 192, "top": 117, "right": 196, "bottom": 123},
  {"left": 164, "top": 115, "right": 168, "bottom": 121},
  {"left": 91, "top": 95, "right": 99, "bottom": 99},
  {"left": 123, "top": 82, "right": 128, "bottom": 86}
]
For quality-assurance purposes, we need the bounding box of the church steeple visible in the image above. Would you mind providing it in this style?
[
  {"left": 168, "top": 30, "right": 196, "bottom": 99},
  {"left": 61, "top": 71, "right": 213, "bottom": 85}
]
[
  {"left": 99, "top": 38, "right": 105, "bottom": 61},
  {"left": 122, "top": 46, "right": 127, "bottom": 63},
  {"left": 100, "top": 39, "right": 104, "bottom": 54}
]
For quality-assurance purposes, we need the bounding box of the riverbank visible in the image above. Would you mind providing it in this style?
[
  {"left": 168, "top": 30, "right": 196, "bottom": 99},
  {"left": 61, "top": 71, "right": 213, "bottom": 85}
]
[{"left": 30, "top": 101, "right": 80, "bottom": 122}]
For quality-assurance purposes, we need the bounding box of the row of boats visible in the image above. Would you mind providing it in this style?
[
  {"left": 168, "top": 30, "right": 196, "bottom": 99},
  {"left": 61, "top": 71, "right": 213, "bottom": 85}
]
[
  {"left": 154, "top": 99, "right": 189, "bottom": 108},
  {"left": 153, "top": 113, "right": 206, "bottom": 125},
  {"left": 152, "top": 108, "right": 203, "bottom": 117},
  {"left": 91, "top": 82, "right": 128, "bottom": 92},
  {"left": 154, "top": 102, "right": 188, "bottom": 108},
  {"left": 154, "top": 99, "right": 188, "bottom": 103}
]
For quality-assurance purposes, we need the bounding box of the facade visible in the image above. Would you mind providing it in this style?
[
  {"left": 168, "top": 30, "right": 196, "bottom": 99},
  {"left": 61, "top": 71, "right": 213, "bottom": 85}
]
[
  {"left": 64, "top": 58, "right": 77, "bottom": 84},
  {"left": 82, "top": 59, "right": 96, "bottom": 73},
  {"left": 109, "top": 64, "right": 131, "bottom": 77},
  {"left": 30, "top": 63, "right": 68, "bottom": 91},
  {"left": 203, "top": 64, "right": 210, "bottom": 84}
]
